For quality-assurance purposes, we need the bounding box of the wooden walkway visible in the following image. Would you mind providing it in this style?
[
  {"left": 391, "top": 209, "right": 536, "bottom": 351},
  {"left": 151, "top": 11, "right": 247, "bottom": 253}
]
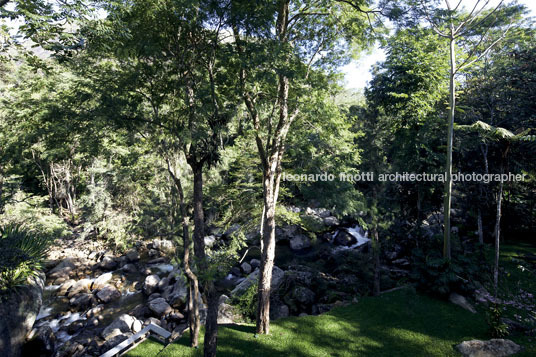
[{"left": 100, "top": 323, "right": 171, "bottom": 357}]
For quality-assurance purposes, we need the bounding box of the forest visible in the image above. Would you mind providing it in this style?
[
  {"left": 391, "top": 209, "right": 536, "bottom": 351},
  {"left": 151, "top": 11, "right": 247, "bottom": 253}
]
[{"left": 0, "top": 0, "right": 535, "bottom": 356}]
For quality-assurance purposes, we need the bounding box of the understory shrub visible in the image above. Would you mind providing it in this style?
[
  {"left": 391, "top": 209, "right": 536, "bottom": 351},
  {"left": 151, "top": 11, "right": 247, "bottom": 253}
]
[
  {"left": 232, "top": 282, "right": 258, "bottom": 322},
  {"left": 486, "top": 303, "right": 509, "bottom": 338},
  {"left": 0, "top": 224, "right": 50, "bottom": 292}
]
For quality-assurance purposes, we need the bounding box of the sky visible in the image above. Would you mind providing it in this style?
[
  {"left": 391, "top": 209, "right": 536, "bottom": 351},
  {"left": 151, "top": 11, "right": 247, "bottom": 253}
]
[{"left": 342, "top": 0, "right": 536, "bottom": 91}]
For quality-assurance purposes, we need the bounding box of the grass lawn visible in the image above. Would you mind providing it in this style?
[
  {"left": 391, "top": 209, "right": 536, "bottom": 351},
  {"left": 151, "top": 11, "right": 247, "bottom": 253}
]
[
  {"left": 126, "top": 288, "right": 489, "bottom": 357},
  {"left": 125, "top": 241, "right": 536, "bottom": 357}
]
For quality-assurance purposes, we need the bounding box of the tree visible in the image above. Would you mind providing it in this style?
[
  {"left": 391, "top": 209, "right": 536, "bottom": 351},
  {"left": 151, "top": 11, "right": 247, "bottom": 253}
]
[
  {"left": 83, "top": 1, "right": 238, "bottom": 354},
  {"left": 417, "top": 0, "right": 523, "bottom": 260},
  {"left": 230, "top": 0, "right": 376, "bottom": 334},
  {"left": 456, "top": 121, "right": 534, "bottom": 296}
]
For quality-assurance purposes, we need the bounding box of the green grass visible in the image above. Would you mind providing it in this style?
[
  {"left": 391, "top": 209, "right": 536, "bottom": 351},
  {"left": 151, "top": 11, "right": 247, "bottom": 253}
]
[
  {"left": 126, "top": 289, "right": 489, "bottom": 357},
  {"left": 126, "top": 241, "right": 536, "bottom": 357}
]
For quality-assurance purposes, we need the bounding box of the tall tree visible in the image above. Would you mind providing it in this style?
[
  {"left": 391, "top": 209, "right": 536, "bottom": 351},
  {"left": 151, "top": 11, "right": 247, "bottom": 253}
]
[
  {"left": 230, "top": 0, "right": 377, "bottom": 334},
  {"left": 417, "top": 0, "right": 523, "bottom": 259}
]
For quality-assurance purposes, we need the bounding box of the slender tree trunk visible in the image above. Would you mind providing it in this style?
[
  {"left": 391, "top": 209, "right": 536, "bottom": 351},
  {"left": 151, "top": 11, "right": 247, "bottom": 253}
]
[
  {"left": 372, "top": 225, "right": 380, "bottom": 296},
  {"left": 494, "top": 171, "right": 503, "bottom": 297},
  {"left": 256, "top": 172, "right": 277, "bottom": 334},
  {"left": 477, "top": 207, "right": 484, "bottom": 244},
  {"left": 168, "top": 161, "right": 201, "bottom": 347},
  {"left": 189, "top": 162, "right": 219, "bottom": 357},
  {"left": 0, "top": 162, "right": 4, "bottom": 215},
  {"left": 443, "top": 33, "right": 456, "bottom": 260}
]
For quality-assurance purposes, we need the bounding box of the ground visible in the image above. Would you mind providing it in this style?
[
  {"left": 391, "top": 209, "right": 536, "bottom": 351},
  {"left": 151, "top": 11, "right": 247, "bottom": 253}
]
[{"left": 125, "top": 242, "right": 536, "bottom": 357}]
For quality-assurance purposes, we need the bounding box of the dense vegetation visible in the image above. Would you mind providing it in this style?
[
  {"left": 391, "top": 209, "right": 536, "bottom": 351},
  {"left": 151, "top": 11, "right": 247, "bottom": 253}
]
[{"left": 1, "top": 0, "right": 535, "bottom": 356}]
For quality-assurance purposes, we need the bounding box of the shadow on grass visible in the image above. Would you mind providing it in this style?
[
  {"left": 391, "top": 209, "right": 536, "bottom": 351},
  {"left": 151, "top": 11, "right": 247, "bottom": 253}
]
[{"left": 146, "top": 288, "right": 489, "bottom": 357}]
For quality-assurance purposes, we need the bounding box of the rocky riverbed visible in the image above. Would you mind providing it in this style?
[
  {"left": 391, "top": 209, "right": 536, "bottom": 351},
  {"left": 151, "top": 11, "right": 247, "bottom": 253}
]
[{"left": 21, "top": 207, "right": 412, "bottom": 357}]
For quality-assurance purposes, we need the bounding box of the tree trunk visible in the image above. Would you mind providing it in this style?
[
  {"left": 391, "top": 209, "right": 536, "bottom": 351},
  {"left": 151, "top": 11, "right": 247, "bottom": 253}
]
[
  {"left": 372, "top": 226, "right": 380, "bottom": 296},
  {"left": 256, "top": 172, "right": 277, "bottom": 334},
  {"left": 494, "top": 174, "right": 503, "bottom": 297},
  {"left": 477, "top": 207, "right": 484, "bottom": 244},
  {"left": 204, "top": 287, "right": 221, "bottom": 357},
  {"left": 443, "top": 34, "right": 456, "bottom": 260},
  {"left": 189, "top": 161, "right": 219, "bottom": 357},
  {"left": 167, "top": 161, "right": 201, "bottom": 347}
]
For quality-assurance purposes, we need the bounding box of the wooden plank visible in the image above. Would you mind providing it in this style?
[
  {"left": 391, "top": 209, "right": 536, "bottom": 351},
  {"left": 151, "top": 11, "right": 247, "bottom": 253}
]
[
  {"left": 99, "top": 324, "right": 171, "bottom": 357},
  {"left": 148, "top": 323, "right": 171, "bottom": 340}
]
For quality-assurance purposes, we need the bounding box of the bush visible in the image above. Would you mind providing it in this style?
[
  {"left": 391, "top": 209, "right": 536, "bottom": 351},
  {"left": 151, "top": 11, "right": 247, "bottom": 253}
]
[
  {"left": 232, "top": 282, "right": 258, "bottom": 322},
  {"left": 0, "top": 224, "right": 50, "bottom": 292},
  {"left": 486, "top": 303, "right": 509, "bottom": 338}
]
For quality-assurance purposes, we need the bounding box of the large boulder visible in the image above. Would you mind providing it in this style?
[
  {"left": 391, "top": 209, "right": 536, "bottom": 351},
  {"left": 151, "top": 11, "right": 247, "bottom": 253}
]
[
  {"left": 148, "top": 298, "right": 172, "bottom": 317},
  {"left": 92, "top": 272, "right": 113, "bottom": 290},
  {"left": 69, "top": 293, "right": 94, "bottom": 310},
  {"left": 96, "top": 286, "right": 121, "bottom": 304},
  {"left": 0, "top": 274, "right": 45, "bottom": 357},
  {"left": 22, "top": 325, "right": 55, "bottom": 357},
  {"left": 99, "top": 256, "right": 118, "bottom": 271},
  {"left": 150, "top": 239, "right": 175, "bottom": 254},
  {"left": 231, "top": 266, "right": 284, "bottom": 297},
  {"left": 101, "top": 314, "right": 136, "bottom": 340},
  {"left": 143, "top": 275, "right": 160, "bottom": 295},
  {"left": 66, "top": 279, "right": 92, "bottom": 298},
  {"left": 456, "top": 339, "right": 522, "bottom": 357},
  {"left": 289, "top": 234, "right": 312, "bottom": 251}
]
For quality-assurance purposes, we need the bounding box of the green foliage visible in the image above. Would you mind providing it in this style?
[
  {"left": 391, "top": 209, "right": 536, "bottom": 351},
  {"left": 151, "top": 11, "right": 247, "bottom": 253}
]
[
  {"left": 0, "top": 190, "right": 70, "bottom": 240},
  {"left": 486, "top": 304, "right": 509, "bottom": 338},
  {"left": 0, "top": 223, "right": 50, "bottom": 291},
  {"left": 411, "top": 238, "right": 482, "bottom": 297},
  {"left": 231, "top": 282, "right": 258, "bottom": 323}
]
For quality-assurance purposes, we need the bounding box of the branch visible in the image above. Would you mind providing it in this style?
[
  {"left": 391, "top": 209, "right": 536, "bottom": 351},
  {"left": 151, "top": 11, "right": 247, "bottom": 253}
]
[
  {"left": 456, "top": 23, "right": 511, "bottom": 73},
  {"left": 420, "top": 0, "right": 449, "bottom": 38}
]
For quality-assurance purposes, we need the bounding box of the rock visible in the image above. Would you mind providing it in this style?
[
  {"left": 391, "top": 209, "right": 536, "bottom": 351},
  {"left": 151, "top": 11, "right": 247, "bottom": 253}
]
[
  {"left": 69, "top": 293, "right": 94, "bottom": 310},
  {"left": 167, "top": 311, "right": 185, "bottom": 322},
  {"left": 101, "top": 333, "right": 132, "bottom": 354},
  {"left": 456, "top": 339, "right": 522, "bottom": 357},
  {"left": 290, "top": 286, "right": 315, "bottom": 305},
  {"left": 167, "top": 280, "right": 188, "bottom": 308},
  {"left": 92, "top": 272, "right": 113, "bottom": 290},
  {"left": 148, "top": 298, "right": 172, "bottom": 317},
  {"left": 57, "top": 280, "right": 76, "bottom": 297},
  {"left": 86, "top": 305, "right": 104, "bottom": 318},
  {"left": 333, "top": 231, "right": 357, "bottom": 246},
  {"left": 204, "top": 235, "right": 217, "bottom": 247},
  {"left": 217, "top": 303, "right": 239, "bottom": 324},
  {"left": 67, "top": 279, "right": 92, "bottom": 298},
  {"left": 66, "top": 320, "right": 86, "bottom": 335},
  {"left": 96, "top": 286, "right": 121, "bottom": 304},
  {"left": 240, "top": 262, "right": 252, "bottom": 275},
  {"left": 231, "top": 266, "right": 285, "bottom": 297},
  {"left": 323, "top": 216, "right": 339, "bottom": 226},
  {"left": 132, "top": 319, "right": 143, "bottom": 333},
  {"left": 449, "top": 292, "right": 476, "bottom": 313},
  {"left": 101, "top": 314, "right": 135, "bottom": 340},
  {"left": 122, "top": 263, "right": 138, "bottom": 273},
  {"left": 0, "top": 274, "right": 45, "bottom": 357},
  {"left": 157, "top": 277, "right": 170, "bottom": 292},
  {"left": 143, "top": 274, "right": 161, "bottom": 295},
  {"left": 126, "top": 249, "right": 140, "bottom": 262},
  {"left": 289, "top": 234, "right": 311, "bottom": 251},
  {"left": 48, "top": 259, "right": 76, "bottom": 279},
  {"left": 150, "top": 239, "right": 175, "bottom": 254},
  {"left": 231, "top": 267, "right": 242, "bottom": 276},
  {"left": 250, "top": 259, "right": 260, "bottom": 269},
  {"left": 22, "top": 326, "right": 55, "bottom": 357},
  {"left": 270, "top": 304, "right": 289, "bottom": 320},
  {"left": 99, "top": 256, "right": 118, "bottom": 271}
]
